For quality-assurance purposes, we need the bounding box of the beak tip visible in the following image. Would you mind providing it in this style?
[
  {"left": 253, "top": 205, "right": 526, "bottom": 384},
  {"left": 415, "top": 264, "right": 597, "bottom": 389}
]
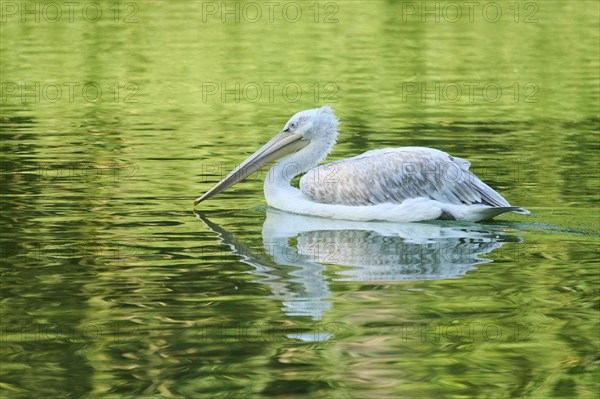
[{"left": 194, "top": 193, "right": 210, "bottom": 207}]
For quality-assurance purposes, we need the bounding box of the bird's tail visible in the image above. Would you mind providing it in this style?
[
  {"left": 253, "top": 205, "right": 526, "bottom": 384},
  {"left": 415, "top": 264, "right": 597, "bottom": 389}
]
[
  {"left": 509, "top": 207, "right": 530, "bottom": 215},
  {"left": 479, "top": 206, "right": 530, "bottom": 220}
]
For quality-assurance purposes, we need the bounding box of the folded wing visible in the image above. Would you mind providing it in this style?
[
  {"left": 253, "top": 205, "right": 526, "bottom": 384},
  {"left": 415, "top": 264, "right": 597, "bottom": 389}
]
[{"left": 299, "top": 147, "right": 511, "bottom": 207}]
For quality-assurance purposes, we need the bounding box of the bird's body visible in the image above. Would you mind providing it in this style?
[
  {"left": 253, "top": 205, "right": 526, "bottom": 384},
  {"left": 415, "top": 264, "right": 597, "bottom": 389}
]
[{"left": 195, "top": 106, "right": 528, "bottom": 222}]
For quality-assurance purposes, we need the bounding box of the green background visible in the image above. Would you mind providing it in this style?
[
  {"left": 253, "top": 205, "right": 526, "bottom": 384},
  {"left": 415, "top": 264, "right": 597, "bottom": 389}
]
[{"left": 1, "top": 1, "right": 598, "bottom": 398}]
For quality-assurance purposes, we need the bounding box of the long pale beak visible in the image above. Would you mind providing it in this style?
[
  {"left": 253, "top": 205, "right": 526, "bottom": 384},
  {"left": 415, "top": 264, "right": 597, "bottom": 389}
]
[{"left": 194, "top": 131, "right": 308, "bottom": 206}]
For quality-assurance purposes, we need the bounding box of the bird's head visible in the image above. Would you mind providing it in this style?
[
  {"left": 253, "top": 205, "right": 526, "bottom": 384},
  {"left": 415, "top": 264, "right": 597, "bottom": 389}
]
[
  {"left": 194, "top": 106, "right": 339, "bottom": 206},
  {"left": 282, "top": 106, "right": 339, "bottom": 142}
]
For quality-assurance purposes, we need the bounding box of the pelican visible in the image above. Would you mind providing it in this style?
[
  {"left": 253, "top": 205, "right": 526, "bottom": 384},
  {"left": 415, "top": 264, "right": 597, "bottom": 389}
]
[{"left": 194, "top": 106, "right": 528, "bottom": 222}]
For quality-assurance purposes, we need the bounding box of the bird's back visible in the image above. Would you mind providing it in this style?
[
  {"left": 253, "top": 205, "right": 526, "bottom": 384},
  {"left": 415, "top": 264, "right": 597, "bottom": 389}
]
[{"left": 299, "top": 147, "right": 512, "bottom": 208}]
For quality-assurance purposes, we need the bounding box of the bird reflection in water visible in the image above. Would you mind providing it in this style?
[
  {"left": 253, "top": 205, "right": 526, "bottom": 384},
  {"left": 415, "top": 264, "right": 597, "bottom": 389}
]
[{"left": 196, "top": 209, "right": 521, "bottom": 320}]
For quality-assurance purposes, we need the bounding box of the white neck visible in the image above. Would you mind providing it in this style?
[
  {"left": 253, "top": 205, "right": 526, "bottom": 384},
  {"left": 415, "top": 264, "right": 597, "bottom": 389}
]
[{"left": 264, "top": 138, "right": 334, "bottom": 204}]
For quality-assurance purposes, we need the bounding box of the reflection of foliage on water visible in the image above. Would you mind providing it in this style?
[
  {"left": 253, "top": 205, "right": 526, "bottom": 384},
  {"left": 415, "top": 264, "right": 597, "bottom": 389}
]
[{"left": 1, "top": 1, "right": 598, "bottom": 398}]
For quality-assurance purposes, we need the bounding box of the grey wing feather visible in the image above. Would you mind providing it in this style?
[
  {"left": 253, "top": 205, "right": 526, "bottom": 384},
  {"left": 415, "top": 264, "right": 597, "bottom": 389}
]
[{"left": 300, "top": 147, "right": 511, "bottom": 207}]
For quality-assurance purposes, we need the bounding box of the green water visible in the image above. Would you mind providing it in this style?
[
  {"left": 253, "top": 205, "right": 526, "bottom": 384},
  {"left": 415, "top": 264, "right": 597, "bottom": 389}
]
[{"left": 1, "top": 1, "right": 598, "bottom": 398}]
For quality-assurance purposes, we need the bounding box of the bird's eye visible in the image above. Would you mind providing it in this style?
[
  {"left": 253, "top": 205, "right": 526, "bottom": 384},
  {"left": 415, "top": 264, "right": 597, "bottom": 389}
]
[{"left": 289, "top": 122, "right": 297, "bottom": 131}]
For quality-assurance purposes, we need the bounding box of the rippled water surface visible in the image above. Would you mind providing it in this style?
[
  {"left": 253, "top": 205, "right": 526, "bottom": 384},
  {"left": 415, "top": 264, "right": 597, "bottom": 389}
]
[{"left": 1, "top": 1, "right": 599, "bottom": 398}]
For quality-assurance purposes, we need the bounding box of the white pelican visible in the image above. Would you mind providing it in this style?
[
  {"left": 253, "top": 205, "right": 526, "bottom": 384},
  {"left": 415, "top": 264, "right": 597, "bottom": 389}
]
[{"left": 194, "top": 106, "right": 528, "bottom": 222}]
